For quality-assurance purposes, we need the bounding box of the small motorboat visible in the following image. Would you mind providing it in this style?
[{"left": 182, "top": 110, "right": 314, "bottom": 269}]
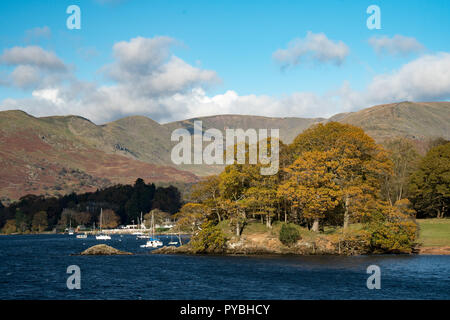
[
  {"left": 140, "top": 238, "right": 163, "bottom": 248},
  {"left": 76, "top": 233, "right": 88, "bottom": 239},
  {"left": 96, "top": 234, "right": 111, "bottom": 240}
]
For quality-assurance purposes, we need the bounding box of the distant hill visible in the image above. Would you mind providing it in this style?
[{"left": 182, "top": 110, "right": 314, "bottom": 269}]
[
  {"left": 330, "top": 101, "right": 450, "bottom": 142},
  {"left": 0, "top": 110, "right": 197, "bottom": 202},
  {"left": 164, "top": 114, "right": 324, "bottom": 175},
  {"left": 0, "top": 101, "right": 448, "bottom": 201}
]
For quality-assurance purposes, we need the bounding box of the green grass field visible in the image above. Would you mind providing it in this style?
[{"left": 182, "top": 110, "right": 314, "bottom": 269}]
[{"left": 417, "top": 219, "right": 450, "bottom": 247}]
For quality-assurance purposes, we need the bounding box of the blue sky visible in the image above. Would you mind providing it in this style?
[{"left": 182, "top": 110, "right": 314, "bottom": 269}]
[{"left": 0, "top": 0, "right": 449, "bottom": 123}]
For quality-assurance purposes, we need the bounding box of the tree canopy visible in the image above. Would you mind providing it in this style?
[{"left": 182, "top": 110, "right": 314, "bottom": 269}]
[
  {"left": 175, "top": 122, "right": 420, "bottom": 254},
  {"left": 409, "top": 142, "right": 450, "bottom": 218}
]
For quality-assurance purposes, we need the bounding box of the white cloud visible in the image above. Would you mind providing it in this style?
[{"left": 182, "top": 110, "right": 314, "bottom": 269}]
[
  {"left": 273, "top": 31, "right": 349, "bottom": 68},
  {"left": 0, "top": 46, "right": 70, "bottom": 89},
  {"left": 105, "top": 36, "right": 219, "bottom": 96},
  {"left": 10, "top": 65, "right": 40, "bottom": 88},
  {"left": 32, "top": 88, "right": 64, "bottom": 106},
  {"left": 0, "top": 46, "right": 66, "bottom": 70},
  {"left": 366, "top": 52, "right": 450, "bottom": 102},
  {"left": 1, "top": 39, "right": 449, "bottom": 125},
  {"left": 368, "top": 35, "right": 424, "bottom": 57}
]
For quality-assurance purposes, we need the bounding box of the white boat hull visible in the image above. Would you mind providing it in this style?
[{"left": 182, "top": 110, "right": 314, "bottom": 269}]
[
  {"left": 96, "top": 235, "right": 111, "bottom": 240},
  {"left": 140, "top": 240, "right": 163, "bottom": 248}
]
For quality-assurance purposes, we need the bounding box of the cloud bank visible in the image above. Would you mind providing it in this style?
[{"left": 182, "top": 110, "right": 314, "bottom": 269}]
[
  {"left": 1, "top": 36, "right": 450, "bottom": 124},
  {"left": 273, "top": 31, "right": 350, "bottom": 68}
]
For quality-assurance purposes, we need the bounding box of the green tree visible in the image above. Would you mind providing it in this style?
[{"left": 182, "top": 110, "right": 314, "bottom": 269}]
[
  {"left": 409, "top": 142, "right": 450, "bottom": 218},
  {"left": 279, "top": 223, "right": 301, "bottom": 246},
  {"left": 190, "top": 221, "right": 227, "bottom": 253},
  {"left": 366, "top": 203, "right": 418, "bottom": 253},
  {"left": 152, "top": 185, "right": 181, "bottom": 214},
  {"left": 15, "top": 209, "right": 31, "bottom": 233}
]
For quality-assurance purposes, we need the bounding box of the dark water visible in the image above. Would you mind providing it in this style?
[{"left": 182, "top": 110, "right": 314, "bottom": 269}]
[{"left": 0, "top": 234, "right": 449, "bottom": 299}]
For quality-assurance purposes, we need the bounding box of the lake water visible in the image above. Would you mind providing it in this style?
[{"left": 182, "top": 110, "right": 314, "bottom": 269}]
[{"left": 0, "top": 234, "right": 449, "bottom": 299}]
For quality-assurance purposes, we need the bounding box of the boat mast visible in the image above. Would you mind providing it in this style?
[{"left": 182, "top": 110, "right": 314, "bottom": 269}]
[
  {"left": 151, "top": 211, "right": 155, "bottom": 239},
  {"left": 100, "top": 208, "right": 103, "bottom": 231}
]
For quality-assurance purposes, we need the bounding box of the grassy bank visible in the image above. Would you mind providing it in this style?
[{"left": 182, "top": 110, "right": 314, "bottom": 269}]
[{"left": 417, "top": 218, "right": 450, "bottom": 247}]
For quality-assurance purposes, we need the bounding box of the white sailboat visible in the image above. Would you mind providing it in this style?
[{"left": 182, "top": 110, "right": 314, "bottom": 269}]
[
  {"left": 134, "top": 212, "right": 147, "bottom": 236},
  {"left": 136, "top": 213, "right": 151, "bottom": 238},
  {"left": 68, "top": 219, "right": 74, "bottom": 235},
  {"left": 96, "top": 208, "right": 111, "bottom": 240},
  {"left": 140, "top": 211, "right": 163, "bottom": 248}
]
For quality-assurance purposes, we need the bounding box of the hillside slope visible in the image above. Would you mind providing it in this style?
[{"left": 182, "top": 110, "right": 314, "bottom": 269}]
[
  {"left": 331, "top": 101, "right": 450, "bottom": 142},
  {"left": 0, "top": 111, "right": 197, "bottom": 202},
  {"left": 0, "top": 101, "right": 448, "bottom": 201}
]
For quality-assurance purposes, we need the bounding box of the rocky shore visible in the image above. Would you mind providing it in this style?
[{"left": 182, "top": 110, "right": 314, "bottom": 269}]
[
  {"left": 77, "top": 244, "right": 133, "bottom": 255},
  {"left": 153, "top": 232, "right": 362, "bottom": 256}
]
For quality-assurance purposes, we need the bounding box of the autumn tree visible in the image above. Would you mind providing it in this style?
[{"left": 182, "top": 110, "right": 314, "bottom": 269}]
[
  {"left": 100, "top": 209, "right": 120, "bottom": 229},
  {"left": 409, "top": 142, "right": 450, "bottom": 218},
  {"left": 174, "top": 203, "right": 210, "bottom": 234},
  {"left": 383, "top": 138, "right": 420, "bottom": 203},
  {"left": 218, "top": 164, "right": 253, "bottom": 236},
  {"left": 72, "top": 211, "right": 91, "bottom": 226},
  {"left": 289, "top": 122, "right": 393, "bottom": 229},
  {"left": 190, "top": 175, "right": 222, "bottom": 221},
  {"left": 144, "top": 208, "right": 171, "bottom": 228},
  {"left": 1, "top": 219, "right": 17, "bottom": 234},
  {"left": 243, "top": 184, "right": 277, "bottom": 228},
  {"left": 278, "top": 150, "right": 342, "bottom": 231}
]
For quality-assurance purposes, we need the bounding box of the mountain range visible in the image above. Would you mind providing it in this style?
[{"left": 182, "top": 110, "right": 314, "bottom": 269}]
[{"left": 0, "top": 101, "right": 448, "bottom": 202}]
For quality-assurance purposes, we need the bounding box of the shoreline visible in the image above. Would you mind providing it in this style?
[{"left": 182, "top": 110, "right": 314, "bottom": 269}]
[
  {"left": 0, "top": 231, "right": 191, "bottom": 236},
  {"left": 152, "top": 243, "right": 450, "bottom": 256},
  {"left": 2, "top": 233, "right": 449, "bottom": 255},
  {"left": 418, "top": 246, "right": 450, "bottom": 255}
]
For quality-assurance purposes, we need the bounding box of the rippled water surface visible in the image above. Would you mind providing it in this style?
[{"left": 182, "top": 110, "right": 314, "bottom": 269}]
[{"left": 0, "top": 234, "right": 449, "bottom": 299}]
